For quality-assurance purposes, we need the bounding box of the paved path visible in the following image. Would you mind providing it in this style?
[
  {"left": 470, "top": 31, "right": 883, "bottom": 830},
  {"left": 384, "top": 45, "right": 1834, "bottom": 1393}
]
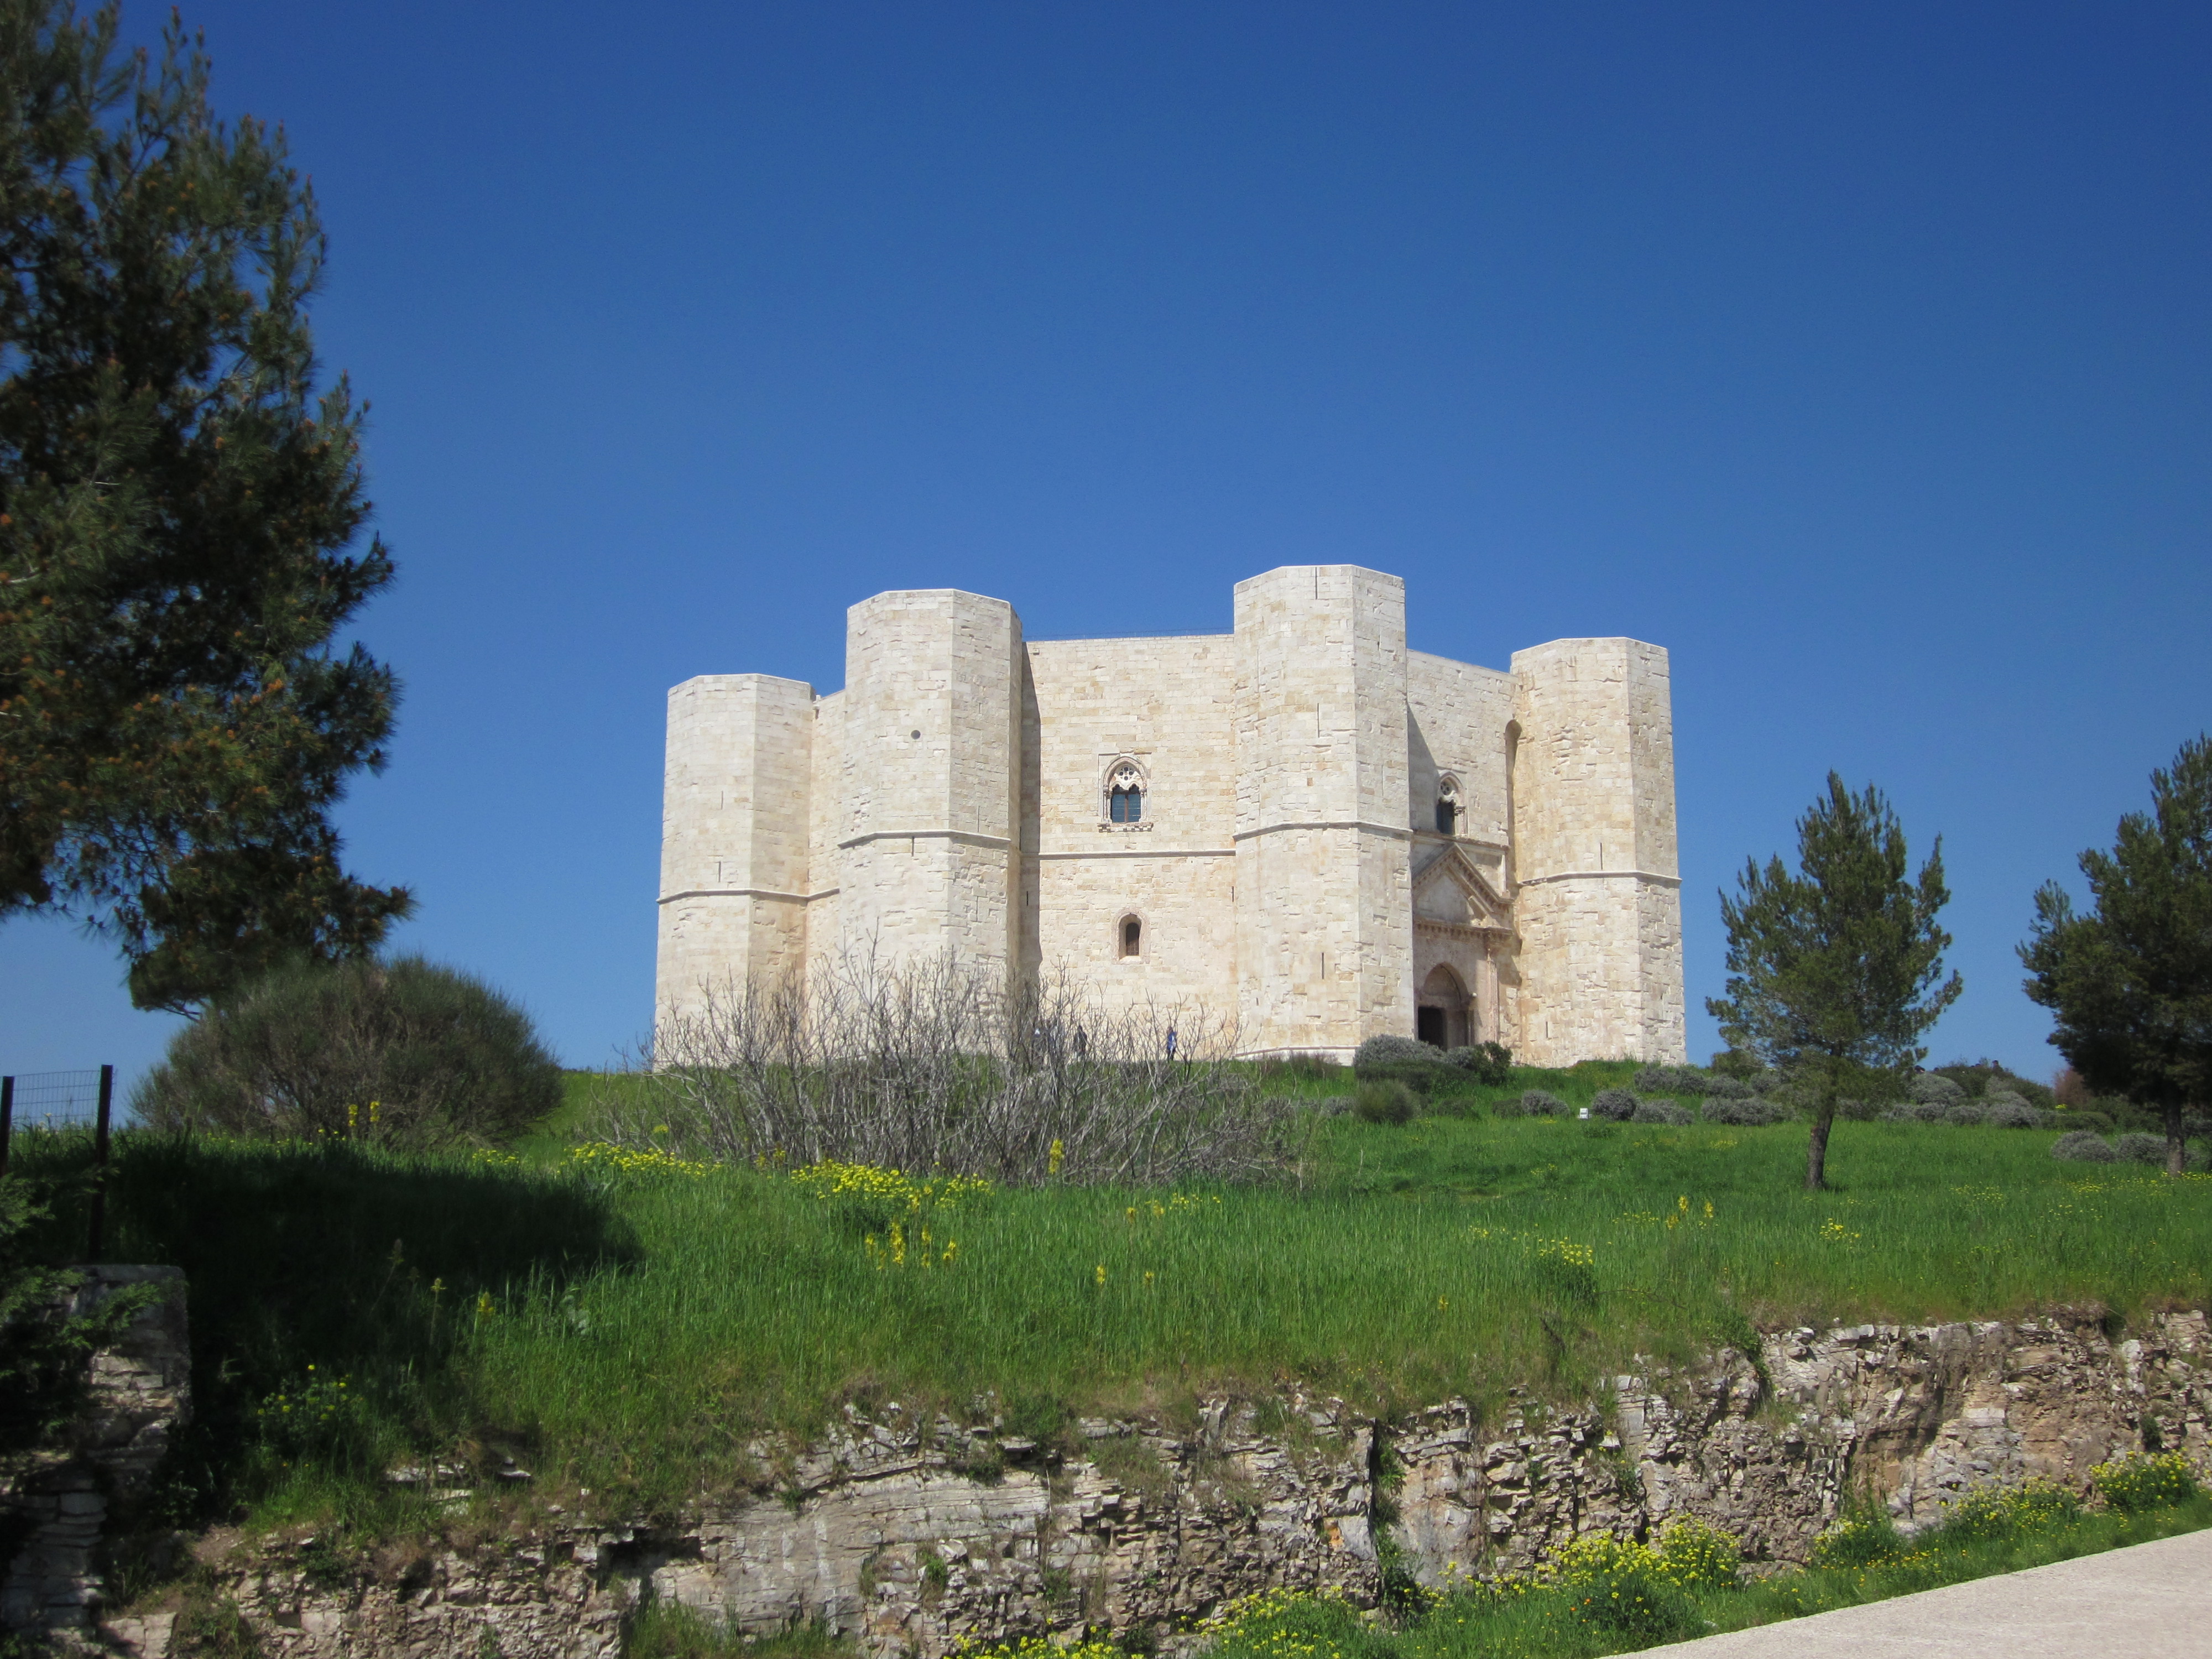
[{"left": 1658, "top": 1527, "right": 2211, "bottom": 1656}]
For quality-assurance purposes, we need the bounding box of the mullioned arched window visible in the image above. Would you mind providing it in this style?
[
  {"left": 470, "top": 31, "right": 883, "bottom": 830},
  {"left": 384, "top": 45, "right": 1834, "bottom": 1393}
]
[{"left": 1104, "top": 759, "right": 1146, "bottom": 823}]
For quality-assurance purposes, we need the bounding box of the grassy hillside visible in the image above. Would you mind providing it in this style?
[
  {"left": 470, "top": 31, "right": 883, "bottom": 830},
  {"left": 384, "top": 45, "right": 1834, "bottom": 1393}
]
[{"left": 10, "top": 1071, "right": 2210, "bottom": 1536}]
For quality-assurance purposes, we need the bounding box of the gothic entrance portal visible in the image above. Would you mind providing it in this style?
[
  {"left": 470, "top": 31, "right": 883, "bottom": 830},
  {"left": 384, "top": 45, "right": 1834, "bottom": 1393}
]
[{"left": 1417, "top": 964, "right": 1472, "bottom": 1050}]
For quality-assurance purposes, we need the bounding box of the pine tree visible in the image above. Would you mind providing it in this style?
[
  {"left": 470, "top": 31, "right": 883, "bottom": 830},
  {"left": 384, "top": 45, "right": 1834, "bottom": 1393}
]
[
  {"left": 1708, "top": 774, "right": 1960, "bottom": 1191},
  {"left": 2021, "top": 736, "right": 2212, "bottom": 1177},
  {"left": 0, "top": 0, "right": 408, "bottom": 1011}
]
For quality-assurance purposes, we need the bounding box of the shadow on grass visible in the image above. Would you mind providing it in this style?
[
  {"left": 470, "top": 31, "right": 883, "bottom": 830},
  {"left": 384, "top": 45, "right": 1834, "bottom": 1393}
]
[{"left": 9, "top": 1130, "right": 637, "bottom": 1526}]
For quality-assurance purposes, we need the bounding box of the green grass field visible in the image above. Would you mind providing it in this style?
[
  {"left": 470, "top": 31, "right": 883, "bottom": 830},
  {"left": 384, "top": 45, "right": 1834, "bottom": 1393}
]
[{"left": 11, "top": 1068, "right": 2210, "bottom": 1533}]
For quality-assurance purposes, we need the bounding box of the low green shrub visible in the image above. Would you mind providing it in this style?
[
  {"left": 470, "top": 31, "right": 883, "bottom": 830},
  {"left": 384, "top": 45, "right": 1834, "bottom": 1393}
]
[
  {"left": 1353, "top": 1081, "right": 1417, "bottom": 1126},
  {"left": 1540, "top": 1533, "right": 1699, "bottom": 1641},
  {"left": 1352, "top": 1035, "right": 1444, "bottom": 1094},
  {"left": 1632, "top": 1098, "right": 1689, "bottom": 1126},
  {"left": 1589, "top": 1088, "right": 1638, "bottom": 1123},
  {"left": 1633, "top": 1065, "right": 1714, "bottom": 1098},
  {"left": 1911, "top": 1073, "right": 1965, "bottom": 1105},
  {"left": 2092, "top": 1451, "right": 2200, "bottom": 1512},
  {"left": 1, "top": 1182, "right": 165, "bottom": 1454},
  {"left": 1704, "top": 1096, "right": 1789, "bottom": 1126},
  {"left": 627, "top": 1603, "right": 849, "bottom": 1659},
  {"left": 2052, "top": 1130, "right": 2117, "bottom": 1163},
  {"left": 1516, "top": 1088, "right": 1567, "bottom": 1118},
  {"left": 1653, "top": 1514, "right": 1742, "bottom": 1590},
  {"left": 1197, "top": 1588, "right": 1387, "bottom": 1659},
  {"left": 1444, "top": 1042, "right": 1513, "bottom": 1085},
  {"left": 2113, "top": 1133, "right": 2169, "bottom": 1166},
  {"left": 135, "top": 956, "right": 562, "bottom": 1149},
  {"left": 1933, "top": 1062, "right": 2057, "bottom": 1108},
  {"left": 1936, "top": 1479, "right": 2081, "bottom": 1541},
  {"left": 1809, "top": 1507, "right": 1904, "bottom": 1569}
]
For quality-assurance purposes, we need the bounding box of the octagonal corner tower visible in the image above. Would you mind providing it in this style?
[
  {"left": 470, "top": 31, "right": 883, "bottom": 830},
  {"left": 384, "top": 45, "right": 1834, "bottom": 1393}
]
[{"left": 655, "top": 566, "right": 1686, "bottom": 1069}]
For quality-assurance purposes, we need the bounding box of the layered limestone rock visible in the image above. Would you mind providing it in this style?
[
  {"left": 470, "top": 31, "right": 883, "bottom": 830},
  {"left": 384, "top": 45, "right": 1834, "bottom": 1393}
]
[
  {"left": 0, "top": 1267, "right": 190, "bottom": 1637},
  {"left": 15, "top": 1305, "right": 2206, "bottom": 1659},
  {"left": 199, "top": 1310, "right": 2208, "bottom": 1659}
]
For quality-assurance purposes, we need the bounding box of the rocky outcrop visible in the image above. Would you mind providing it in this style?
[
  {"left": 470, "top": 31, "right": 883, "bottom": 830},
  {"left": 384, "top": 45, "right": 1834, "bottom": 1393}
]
[
  {"left": 12, "top": 1298, "right": 2209, "bottom": 1659},
  {"left": 0, "top": 1266, "right": 190, "bottom": 1638}
]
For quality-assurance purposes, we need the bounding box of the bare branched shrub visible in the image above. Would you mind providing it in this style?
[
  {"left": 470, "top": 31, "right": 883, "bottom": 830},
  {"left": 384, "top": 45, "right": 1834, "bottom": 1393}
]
[{"left": 609, "top": 956, "right": 1295, "bottom": 1185}]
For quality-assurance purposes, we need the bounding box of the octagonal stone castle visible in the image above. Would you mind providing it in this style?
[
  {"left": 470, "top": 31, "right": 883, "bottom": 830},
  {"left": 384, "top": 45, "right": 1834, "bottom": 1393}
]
[{"left": 656, "top": 565, "right": 1686, "bottom": 1066}]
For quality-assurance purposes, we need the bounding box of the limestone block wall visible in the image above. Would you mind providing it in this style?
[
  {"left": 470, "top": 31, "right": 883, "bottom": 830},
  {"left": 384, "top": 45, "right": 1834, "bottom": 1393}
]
[
  {"left": 803, "top": 690, "right": 847, "bottom": 980},
  {"left": 836, "top": 592, "right": 1022, "bottom": 981},
  {"left": 1026, "top": 634, "right": 1239, "bottom": 1023},
  {"left": 653, "top": 566, "right": 1688, "bottom": 1068},
  {"left": 1507, "top": 639, "right": 1685, "bottom": 1065},
  {"left": 656, "top": 674, "right": 816, "bottom": 1029},
  {"left": 1405, "top": 651, "right": 1515, "bottom": 846},
  {"left": 1405, "top": 651, "right": 1520, "bottom": 1046},
  {"left": 1232, "top": 567, "right": 1412, "bottom": 1059}
]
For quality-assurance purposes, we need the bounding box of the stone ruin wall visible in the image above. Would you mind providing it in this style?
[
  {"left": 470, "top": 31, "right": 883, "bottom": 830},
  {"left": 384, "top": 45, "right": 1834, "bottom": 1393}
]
[{"left": 22, "top": 1290, "right": 2206, "bottom": 1659}]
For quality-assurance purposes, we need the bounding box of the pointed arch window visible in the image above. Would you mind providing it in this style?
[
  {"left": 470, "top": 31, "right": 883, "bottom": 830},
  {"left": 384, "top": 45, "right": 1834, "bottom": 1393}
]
[
  {"left": 1104, "top": 759, "right": 1145, "bottom": 823},
  {"left": 1434, "top": 775, "right": 1463, "bottom": 837},
  {"left": 1120, "top": 915, "right": 1142, "bottom": 958}
]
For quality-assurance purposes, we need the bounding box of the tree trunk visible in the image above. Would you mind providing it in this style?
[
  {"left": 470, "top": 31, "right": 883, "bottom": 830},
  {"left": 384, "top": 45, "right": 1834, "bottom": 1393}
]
[
  {"left": 2166, "top": 1105, "right": 2188, "bottom": 1177},
  {"left": 1806, "top": 1109, "right": 1834, "bottom": 1191}
]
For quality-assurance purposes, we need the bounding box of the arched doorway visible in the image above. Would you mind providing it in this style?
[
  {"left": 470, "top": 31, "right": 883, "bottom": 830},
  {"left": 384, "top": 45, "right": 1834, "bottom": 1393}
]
[{"left": 1416, "top": 963, "right": 1472, "bottom": 1050}]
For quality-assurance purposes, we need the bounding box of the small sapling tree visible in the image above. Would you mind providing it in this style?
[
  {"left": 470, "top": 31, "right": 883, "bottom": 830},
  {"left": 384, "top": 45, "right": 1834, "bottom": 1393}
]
[
  {"left": 2021, "top": 735, "right": 2212, "bottom": 1177},
  {"left": 1708, "top": 774, "right": 1961, "bottom": 1191}
]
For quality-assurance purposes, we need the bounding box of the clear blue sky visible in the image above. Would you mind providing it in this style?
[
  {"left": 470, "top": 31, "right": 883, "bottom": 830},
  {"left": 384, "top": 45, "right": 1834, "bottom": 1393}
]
[{"left": 4, "top": 1, "right": 2208, "bottom": 1092}]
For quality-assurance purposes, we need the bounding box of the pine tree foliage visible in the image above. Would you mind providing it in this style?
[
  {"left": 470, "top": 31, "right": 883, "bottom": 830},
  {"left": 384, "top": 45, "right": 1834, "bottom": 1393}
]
[
  {"left": 1708, "top": 773, "right": 1961, "bottom": 1190},
  {"left": 2021, "top": 735, "right": 2212, "bottom": 1177},
  {"left": 0, "top": 0, "right": 406, "bottom": 1011}
]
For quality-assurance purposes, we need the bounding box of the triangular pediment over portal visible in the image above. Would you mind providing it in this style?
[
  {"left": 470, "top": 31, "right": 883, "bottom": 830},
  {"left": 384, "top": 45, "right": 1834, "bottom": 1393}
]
[{"left": 1412, "top": 843, "right": 1511, "bottom": 931}]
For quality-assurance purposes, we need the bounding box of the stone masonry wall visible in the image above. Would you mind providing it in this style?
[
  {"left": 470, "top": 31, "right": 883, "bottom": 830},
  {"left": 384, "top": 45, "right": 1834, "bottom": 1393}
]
[
  {"left": 172, "top": 1309, "right": 2208, "bottom": 1659},
  {"left": 655, "top": 674, "right": 816, "bottom": 1030},
  {"left": 837, "top": 591, "right": 1022, "bottom": 980},
  {"left": 1231, "top": 567, "right": 1412, "bottom": 1059},
  {"left": 1027, "top": 634, "right": 1240, "bottom": 1024},
  {"left": 653, "top": 567, "right": 1688, "bottom": 1067},
  {"left": 1507, "top": 639, "right": 1686, "bottom": 1066},
  {"left": 1, "top": 1267, "right": 189, "bottom": 1640}
]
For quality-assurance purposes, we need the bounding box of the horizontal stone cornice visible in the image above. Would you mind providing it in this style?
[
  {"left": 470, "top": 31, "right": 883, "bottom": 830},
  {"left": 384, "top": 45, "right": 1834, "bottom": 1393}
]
[
  {"left": 1415, "top": 917, "right": 1512, "bottom": 937},
  {"left": 659, "top": 886, "right": 837, "bottom": 906},
  {"left": 1516, "top": 868, "right": 1682, "bottom": 889},
  {"left": 1232, "top": 820, "right": 1413, "bottom": 843},
  {"left": 1037, "top": 847, "right": 1235, "bottom": 861},
  {"left": 838, "top": 830, "right": 1012, "bottom": 852}
]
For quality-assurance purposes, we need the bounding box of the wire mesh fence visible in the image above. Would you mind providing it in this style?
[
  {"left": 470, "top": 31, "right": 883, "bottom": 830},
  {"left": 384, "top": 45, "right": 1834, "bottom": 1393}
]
[
  {"left": 3, "top": 1068, "right": 107, "bottom": 1131},
  {"left": 1, "top": 1065, "right": 116, "bottom": 1254}
]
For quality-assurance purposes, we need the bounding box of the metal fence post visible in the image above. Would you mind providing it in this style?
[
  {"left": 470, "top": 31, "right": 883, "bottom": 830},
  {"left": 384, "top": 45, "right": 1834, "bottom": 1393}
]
[
  {"left": 0, "top": 1075, "right": 13, "bottom": 1181},
  {"left": 86, "top": 1063, "right": 113, "bottom": 1260}
]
